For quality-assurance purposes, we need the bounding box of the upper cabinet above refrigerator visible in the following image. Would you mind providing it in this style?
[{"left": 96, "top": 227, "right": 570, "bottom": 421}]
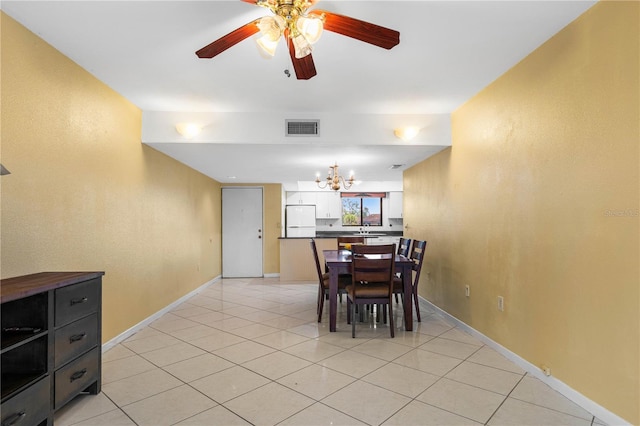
[{"left": 286, "top": 192, "right": 317, "bottom": 205}]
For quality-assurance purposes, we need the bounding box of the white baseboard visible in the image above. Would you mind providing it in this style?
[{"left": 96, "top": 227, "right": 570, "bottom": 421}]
[
  {"left": 421, "top": 296, "right": 630, "bottom": 426},
  {"left": 102, "top": 275, "right": 221, "bottom": 352},
  {"left": 263, "top": 273, "right": 280, "bottom": 278}
]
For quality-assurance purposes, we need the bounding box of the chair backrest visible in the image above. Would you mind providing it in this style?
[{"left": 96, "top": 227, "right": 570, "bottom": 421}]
[
  {"left": 397, "top": 237, "right": 412, "bottom": 257},
  {"left": 337, "top": 236, "right": 365, "bottom": 250},
  {"left": 350, "top": 244, "right": 396, "bottom": 288},
  {"left": 309, "top": 239, "right": 324, "bottom": 284},
  {"left": 409, "top": 240, "right": 428, "bottom": 282}
]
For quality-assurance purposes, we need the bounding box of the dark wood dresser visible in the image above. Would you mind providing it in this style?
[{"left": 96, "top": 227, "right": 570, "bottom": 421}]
[{"left": 1, "top": 272, "right": 104, "bottom": 426}]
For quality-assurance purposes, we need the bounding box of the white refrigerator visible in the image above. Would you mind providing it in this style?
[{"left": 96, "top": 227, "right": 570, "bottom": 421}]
[{"left": 286, "top": 205, "right": 316, "bottom": 237}]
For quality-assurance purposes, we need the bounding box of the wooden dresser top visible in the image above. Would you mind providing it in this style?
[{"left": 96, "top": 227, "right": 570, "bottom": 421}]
[{"left": 1, "top": 272, "right": 105, "bottom": 303}]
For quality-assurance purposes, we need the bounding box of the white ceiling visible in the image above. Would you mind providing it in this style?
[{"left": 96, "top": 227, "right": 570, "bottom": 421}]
[{"left": 2, "top": 0, "right": 596, "bottom": 190}]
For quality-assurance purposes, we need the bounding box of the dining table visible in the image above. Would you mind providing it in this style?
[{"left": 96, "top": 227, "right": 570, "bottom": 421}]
[{"left": 323, "top": 249, "right": 415, "bottom": 333}]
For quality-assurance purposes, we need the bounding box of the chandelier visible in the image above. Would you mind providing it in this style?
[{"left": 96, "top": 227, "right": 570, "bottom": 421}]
[
  {"left": 316, "top": 163, "right": 355, "bottom": 191},
  {"left": 255, "top": 0, "right": 324, "bottom": 58}
]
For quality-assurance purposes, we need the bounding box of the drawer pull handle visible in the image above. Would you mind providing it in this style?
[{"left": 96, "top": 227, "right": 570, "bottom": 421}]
[
  {"left": 69, "top": 333, "right": 87, "bottom": 343},
  {"left": 70, "top": 297, "right": 88, "bottom": 306},
  {"left": 70, "top": 368, "right": 87, "bottom": 382},
  {"left": 2, "top": 411, "right": 26, "bottom": 426}
]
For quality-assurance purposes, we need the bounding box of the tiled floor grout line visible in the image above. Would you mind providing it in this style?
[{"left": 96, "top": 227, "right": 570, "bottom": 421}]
[
  {"left": 483, "top": 373, "right": 527, "bottom": 425},
  {"left": 84, "top": 279, "right": 603, "bottom": 426},
  {"left": 176, "top": 316, "right": 427, "bottom": 426},
  {"left": 387, "top": 338, "right": 495, "bottom": 425}
]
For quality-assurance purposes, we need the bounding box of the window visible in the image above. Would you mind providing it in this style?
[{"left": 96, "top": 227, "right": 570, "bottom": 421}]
[{"left": 341, "top": 195, "right": 383, "bottom": 226}]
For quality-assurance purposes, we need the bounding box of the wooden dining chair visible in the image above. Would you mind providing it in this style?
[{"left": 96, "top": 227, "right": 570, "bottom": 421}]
[
  {"left": 393, "top": 240, "right": 427, "bottom": 321},
  {"left": 394, "top": 237, "right": 412, "bottom": 303},
  {"left": 346, "top": 244, "right": 396, "bottom": 338},
  {"left": 336, "top": 236, "right": 366, "bottom": 282},
  {"left": 397, "top": 237, "right": 412, "bottom": 257},
  {"left": 310, "top": 239, "right": 348, "bottom": 323},
  {"left": 337, "top": 236, "right": 366, "bottom": 251}
]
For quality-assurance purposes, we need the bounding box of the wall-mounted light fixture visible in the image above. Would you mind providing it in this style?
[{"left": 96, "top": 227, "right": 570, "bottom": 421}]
[
  {"left": 394, "top": 126, "right": 420, "bottom": 142},
  {"left": 175, "top": 123, "right": 201, "bottom": 139}
]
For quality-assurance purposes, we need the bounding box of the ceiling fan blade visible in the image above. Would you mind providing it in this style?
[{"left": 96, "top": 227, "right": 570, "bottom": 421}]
[
  {"left": 287, "top": 37, "right": 317, "bottom": 80},
  {"left": 309, "top": 10, "right": 399, "bottom": 50},
  {"left": 196, "top": 20, "right": 260, "bottom": 58}
]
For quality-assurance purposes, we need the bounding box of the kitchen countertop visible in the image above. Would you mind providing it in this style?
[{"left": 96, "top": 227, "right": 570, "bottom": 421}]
[{"left": 279, "top": 231, "right": 403, "bottom": 239}]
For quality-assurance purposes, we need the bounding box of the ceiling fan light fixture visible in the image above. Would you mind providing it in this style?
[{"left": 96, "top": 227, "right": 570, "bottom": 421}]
[
  {"left": 292, "top": 33, "right": 312, "bottom": 58},
  {"left": 296, "top": 15, "right": 323, "bottom": 44},
  {"left": 257, "top": 34, "right": 280, "bottom": 56},
  {"left": 195, "top": 1, "right": 400, "bottom": 80},
  {"left": 256, "top": 15, "right": 284, "bottom": 56},
  {"left": 257, "top": 15, "right": 284, "bottom": 40}
]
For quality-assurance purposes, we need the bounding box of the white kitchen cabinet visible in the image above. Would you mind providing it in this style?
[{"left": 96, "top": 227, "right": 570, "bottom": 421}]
[
  {"left": 315, "top": 192, "right": 342, "bottom": 218},
  {"left": 286, "top": 192, "right": 316, "bottom": 205},
  {"left": 388, "top": 192, "right": 403, "bottom": 218}
]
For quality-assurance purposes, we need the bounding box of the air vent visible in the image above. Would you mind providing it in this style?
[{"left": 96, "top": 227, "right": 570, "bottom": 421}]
[
  {"left": 286, "top": 119, "right": 319, "bottom": 136},
  {"left": 388, "top": 164, "right": 405, "bottom": 170}
]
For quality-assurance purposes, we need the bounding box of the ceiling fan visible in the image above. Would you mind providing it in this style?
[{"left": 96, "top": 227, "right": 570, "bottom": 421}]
[{"left": 196, "top": 0, "right": 400, "bottom": 80}]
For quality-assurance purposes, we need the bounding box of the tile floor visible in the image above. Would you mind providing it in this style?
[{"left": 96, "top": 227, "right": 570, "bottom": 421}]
[{"left": 55, "top": 278, "right": 606, "bottom": 426}]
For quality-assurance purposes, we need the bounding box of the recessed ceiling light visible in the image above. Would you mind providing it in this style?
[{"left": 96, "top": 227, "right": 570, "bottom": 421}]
[{"left": 227, "top": 176, "right": 237, "bottom": 179}]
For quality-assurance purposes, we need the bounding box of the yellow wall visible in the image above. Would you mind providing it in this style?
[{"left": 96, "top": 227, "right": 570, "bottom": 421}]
[
  {"left": 223, "top": 183, "right": 282, "bottom": 275},
  {"left": 404, "top": 2, "right": 639, "bottom": 423},
  {"left": 0, "top": 13, "right": 223, "bottom": 342}
]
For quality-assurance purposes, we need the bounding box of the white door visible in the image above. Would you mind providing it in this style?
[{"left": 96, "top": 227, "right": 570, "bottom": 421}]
[{"left": 222, "top": 187, "right": 263, "bottom": 277}]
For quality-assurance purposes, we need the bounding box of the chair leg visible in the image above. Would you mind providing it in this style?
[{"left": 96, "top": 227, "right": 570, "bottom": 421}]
[
  {"left": 388, "top": 302, "right": 394, "bottom": 338},
  {"left": 352, "top": 302, "right": 357, "bottom": 338},
  {"left": 317, "top": 287, "right": 324, "bottom": 322},
  {"left": 413, "top": 285, "right": 421, "bottom": 322},
  {"left": 347, "top": 298, "right": 351, "bottom": 324}
]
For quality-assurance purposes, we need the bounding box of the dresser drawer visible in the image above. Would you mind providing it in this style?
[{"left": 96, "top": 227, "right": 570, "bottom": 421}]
[
  {"left": 55, "top": 313, "right": 98, "bottom": 369},
  {"left": 54, "top": 347, "right": 99, "bottom": 409},
  {"left": 55, "top": 279, "right": 100, "bottom": 327},
  {"left": 1, "top": 375, "right": 50, "bottom": 426}
]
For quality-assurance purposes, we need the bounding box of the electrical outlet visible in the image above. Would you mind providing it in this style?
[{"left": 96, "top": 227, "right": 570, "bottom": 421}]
[
  {"left": 541, "top": 365, "right": 551, "bottom": 376},
  {"left": 465, "top": 285, "right": 470, "bottom": 297},
  {"left": 497, "top": 296, "right": 504, "bottom": 311}
]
